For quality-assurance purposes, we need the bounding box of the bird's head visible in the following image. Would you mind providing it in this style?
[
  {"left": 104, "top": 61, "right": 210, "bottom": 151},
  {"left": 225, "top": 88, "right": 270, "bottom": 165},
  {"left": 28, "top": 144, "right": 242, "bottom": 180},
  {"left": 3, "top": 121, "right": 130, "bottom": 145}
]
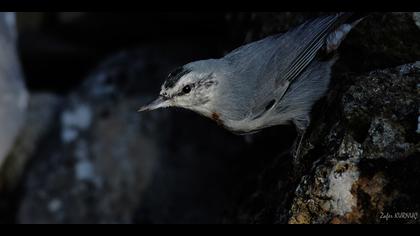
[{"left": 139, "top": 59, "right": 221, "bottom": 117}]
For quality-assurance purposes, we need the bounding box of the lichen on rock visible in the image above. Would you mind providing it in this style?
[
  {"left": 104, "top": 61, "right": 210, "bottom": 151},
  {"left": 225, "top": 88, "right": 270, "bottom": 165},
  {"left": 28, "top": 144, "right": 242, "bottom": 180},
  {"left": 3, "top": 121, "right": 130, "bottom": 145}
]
[
  {"left": 223, "top": 12, "right": 420, "bottom": 224},
  {"left": 289, "top": 61, "right": 420, "bottom": 224}
]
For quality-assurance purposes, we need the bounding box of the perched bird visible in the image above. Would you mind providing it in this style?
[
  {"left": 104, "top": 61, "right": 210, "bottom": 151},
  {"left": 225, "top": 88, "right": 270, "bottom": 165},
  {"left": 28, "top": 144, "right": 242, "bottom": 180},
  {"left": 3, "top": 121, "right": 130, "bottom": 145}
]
[{"left": 139, "top": 12, "right": 364, "bottom": 154}]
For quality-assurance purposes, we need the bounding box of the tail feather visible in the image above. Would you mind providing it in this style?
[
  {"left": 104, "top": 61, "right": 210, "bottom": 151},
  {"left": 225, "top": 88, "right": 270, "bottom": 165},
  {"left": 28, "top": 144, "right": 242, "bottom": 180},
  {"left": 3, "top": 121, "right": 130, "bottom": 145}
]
[{"left": 325, "top": 12, "right": 367, "bottom": 53}]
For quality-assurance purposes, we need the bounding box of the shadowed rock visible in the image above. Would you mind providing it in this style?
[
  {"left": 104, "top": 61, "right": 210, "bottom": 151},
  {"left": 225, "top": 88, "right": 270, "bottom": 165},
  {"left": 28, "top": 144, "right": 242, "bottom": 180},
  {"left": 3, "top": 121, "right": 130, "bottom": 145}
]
[{"left": 0, "top": 12, "right": 28, "bottom": 170}]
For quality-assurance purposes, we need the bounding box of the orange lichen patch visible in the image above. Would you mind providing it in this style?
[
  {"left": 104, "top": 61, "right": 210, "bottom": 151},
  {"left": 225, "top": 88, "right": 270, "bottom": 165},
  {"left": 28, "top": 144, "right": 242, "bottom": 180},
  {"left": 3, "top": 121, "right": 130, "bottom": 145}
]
[
  {"left": 330, "top": 217, "right": 343, "bottom": 224},
  {"left": 354, "top": 174, "right": 398, "bottom": 210},
  {"left": 288, "top": 208, "right": 311, "bottom": 224},
  {"left": 329, "top": 172, "right": 399, "bottom": 224},
  {"left": 330, "top": 209, "right": 364, "bottom": 224}
]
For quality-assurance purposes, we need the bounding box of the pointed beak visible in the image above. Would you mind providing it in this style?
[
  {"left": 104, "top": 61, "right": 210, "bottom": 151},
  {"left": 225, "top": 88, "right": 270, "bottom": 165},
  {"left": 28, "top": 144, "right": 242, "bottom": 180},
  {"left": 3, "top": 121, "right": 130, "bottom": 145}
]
[{"left": 138, "top": 96, "right": 170, "bottom": 112}]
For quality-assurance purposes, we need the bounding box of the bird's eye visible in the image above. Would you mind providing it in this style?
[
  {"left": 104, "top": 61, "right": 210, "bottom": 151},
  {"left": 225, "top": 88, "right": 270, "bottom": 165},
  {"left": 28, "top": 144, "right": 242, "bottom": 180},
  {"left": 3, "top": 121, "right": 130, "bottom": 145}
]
[{"left": 182, "top": 85, "right": 191, "bottom": 94}]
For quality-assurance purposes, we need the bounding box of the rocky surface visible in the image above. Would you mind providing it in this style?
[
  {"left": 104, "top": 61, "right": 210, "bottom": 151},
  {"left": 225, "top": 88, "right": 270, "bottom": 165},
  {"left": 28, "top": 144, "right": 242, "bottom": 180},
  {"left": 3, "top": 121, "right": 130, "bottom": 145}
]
[
  {"left": 0, "top": 93, "right": 61, "bottom": 223},
  {"left": 17, "top": 93, "right": 161, "bottom": 223},
  {"left": 289, "top": 62, "right": 420, "bottom": 224},
  {"left": 0, "top": 93, "right": 62, "bottom": 190},
  {"left": 224, "top": 12, "right": 420, "bottom": 224},
  {"left": 0, "top": 12, "right": 28, "bottom": 170},
  {"left": 16, "top": 49, "right": 176, "bottom": 223}
]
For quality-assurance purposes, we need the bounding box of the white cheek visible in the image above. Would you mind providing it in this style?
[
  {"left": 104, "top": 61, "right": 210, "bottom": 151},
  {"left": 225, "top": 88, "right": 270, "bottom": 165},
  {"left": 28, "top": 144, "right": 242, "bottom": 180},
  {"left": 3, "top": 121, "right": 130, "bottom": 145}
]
[
  {"left": 171, "top": 96, "right": 178, "bottom": 105},
  {"left": 172, "top": 96, "right": 187, "bottom": 107}
]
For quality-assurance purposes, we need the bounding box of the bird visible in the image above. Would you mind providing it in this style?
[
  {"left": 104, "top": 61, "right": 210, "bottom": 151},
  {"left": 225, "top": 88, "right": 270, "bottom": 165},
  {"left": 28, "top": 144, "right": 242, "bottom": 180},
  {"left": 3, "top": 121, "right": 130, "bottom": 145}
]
[{"left": 139, "top": 12, "right": 364, "bottom": 156}]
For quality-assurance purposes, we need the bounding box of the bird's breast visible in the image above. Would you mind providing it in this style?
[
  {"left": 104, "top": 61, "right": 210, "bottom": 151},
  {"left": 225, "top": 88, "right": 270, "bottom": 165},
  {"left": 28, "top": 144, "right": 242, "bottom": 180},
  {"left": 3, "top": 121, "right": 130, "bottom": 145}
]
[{"left": 211, "top": 112, "right": 224, "bottom": 126}]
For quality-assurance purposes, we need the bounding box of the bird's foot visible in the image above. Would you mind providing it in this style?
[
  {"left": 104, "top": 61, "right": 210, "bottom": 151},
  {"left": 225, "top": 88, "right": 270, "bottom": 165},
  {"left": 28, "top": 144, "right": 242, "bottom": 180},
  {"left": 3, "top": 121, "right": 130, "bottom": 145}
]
[{"left": 291, "top": 128, "right": 306, "bottom": 163}]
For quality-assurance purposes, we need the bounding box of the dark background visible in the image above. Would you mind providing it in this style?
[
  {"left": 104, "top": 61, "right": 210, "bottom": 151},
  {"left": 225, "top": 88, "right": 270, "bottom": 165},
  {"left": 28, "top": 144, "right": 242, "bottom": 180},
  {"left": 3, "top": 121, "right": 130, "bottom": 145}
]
[
  {"left": 18, "top": 12, "right": 233, "bottom": 92},
  {"left": 0, "top": 12, "right": 299, "bottom": 224}
]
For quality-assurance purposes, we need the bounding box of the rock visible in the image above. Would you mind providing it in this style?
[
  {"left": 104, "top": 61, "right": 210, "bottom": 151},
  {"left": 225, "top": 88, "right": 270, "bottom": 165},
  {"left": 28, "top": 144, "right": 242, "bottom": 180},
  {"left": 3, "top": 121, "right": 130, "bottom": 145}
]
[
  {"left": 224, "top": 12, "right": 420, "bottom": 224},
  {"left": 341, "top": 12, "right": 420, "bottom": 72},
  {"left": 0, "top": 93, "right": 62, "bottom": 190},
  {"left": 413, "top": 12, "right": 420, "bottom": 29},
  {"left": 226, "top": 61, "right": 419, "bottom": 224},
  {"left": 17, "top": 50, "right": 167, "bottom": 224},
  {"left": 0, "top": 93, "right": 61, "bottom": 223},
  {"left": 0, "top": 12, "right": 28, "bottom": 169},
  {"left": 290, "top": 62, "right": 420, "bottom": 224}
]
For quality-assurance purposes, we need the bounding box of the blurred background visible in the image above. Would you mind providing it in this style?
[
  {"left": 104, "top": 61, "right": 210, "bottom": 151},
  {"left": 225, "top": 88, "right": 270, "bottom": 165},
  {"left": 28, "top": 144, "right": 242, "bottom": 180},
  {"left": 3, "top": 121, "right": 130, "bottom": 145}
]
[
  {"left": 0, "top": 12, "right": 299, "bottom": 224},
  {"left": 0, "top": 12, "right": 419, "bottom": 224}
]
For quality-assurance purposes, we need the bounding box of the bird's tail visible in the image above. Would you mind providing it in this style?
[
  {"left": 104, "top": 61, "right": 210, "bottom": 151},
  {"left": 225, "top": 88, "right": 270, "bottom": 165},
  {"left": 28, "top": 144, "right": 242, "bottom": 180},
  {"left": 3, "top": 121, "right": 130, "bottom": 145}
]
[
  {"left": 323, "top": 12, "right": 368, "bottom": 53},
  {"left": 344, "top": 12, "right": 370, "bottom": 25}
]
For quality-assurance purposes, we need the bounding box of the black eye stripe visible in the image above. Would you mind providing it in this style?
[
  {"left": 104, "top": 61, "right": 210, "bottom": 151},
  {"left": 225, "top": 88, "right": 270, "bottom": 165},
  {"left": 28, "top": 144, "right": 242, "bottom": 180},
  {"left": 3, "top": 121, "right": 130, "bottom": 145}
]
[
  {"left": 176, "top": 84, "right": 193, "bottom": 96},
  {"left": 164, "top": 67, "right": 192, "bottom": 89}
]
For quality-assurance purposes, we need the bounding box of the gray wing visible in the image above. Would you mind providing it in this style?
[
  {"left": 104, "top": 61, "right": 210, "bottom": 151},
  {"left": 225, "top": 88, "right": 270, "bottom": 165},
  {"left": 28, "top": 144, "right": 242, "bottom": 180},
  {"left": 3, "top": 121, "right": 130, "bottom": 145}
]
[
  {"left": 220, "top": 13, "right": 353, "bottom": 121},
  {"left": 249, "top": 13, "right": 352, "bottom": 119},
  {"left": 265, "top": 13, "right": 352, "bottom": 86}
]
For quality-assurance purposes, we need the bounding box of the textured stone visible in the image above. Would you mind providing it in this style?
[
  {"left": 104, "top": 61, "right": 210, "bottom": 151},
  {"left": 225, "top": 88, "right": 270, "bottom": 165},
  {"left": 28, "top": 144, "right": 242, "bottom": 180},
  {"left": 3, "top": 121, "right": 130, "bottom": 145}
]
[
  {"left": 413, "top": 12, "right": 420, "bottom": 29},
  {"left": 17, "top": 52, "right": 165, "bottom": 224},
  {"left": 226, "top": 12, "right": 420, "bottom": 224},
  {"left": 0, "top": 93, "right": 62, "bottom": 190},
  {"left": 289, "top": 62, "right": 420, "bottom": 224}
]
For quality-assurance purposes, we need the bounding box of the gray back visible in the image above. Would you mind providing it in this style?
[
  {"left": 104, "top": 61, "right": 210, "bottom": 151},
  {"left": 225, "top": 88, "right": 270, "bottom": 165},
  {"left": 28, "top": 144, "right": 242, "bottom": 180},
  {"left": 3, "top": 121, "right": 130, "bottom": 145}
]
[{"left": 217, "top": 13, "right": 350, "bottom": 121}]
